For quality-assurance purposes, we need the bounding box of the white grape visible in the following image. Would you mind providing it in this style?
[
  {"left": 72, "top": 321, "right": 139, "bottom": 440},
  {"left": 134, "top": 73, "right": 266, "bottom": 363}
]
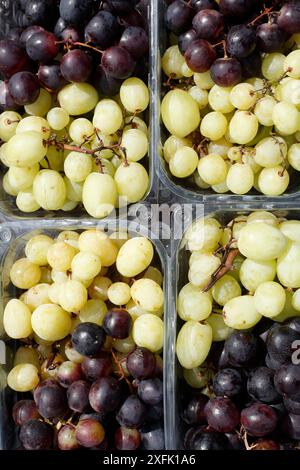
[
  {"left": 254, "top": 96, "right": 276, "bottom": 126},
  {"left": 121, "top": 128, "right": 148, "bottom": 162},
  {"left": 59, "top": 280, "right": 88, "bottom": 312},
  {"left": 120, "top": 77, "right": 149, "bottom": 113},
  {"left": 258, "top": 166, "right": 289, "bottom": 196},
  {"left": 208, "top": 85, "right": 234, "bottom": 113},
  {"left": 116, "top": 237, "right": 153, "bottom": 277},
  {"left": 292, "top": 289, "right": 300, "bottom": 311},
  {"left": 161, "top": 45, "right": 185, "bottom": 79},
  {"left": 212, "top": 274, "right": 241, "bottom": 307},
  {"left": 64, "top": 177, "right": 83, "bottom": 203},
  {"left": 16, "top": 189, "right": 40, "bottom": 212},
  {"left": 25, "top": 234, "right": 54, "bottom": 266},
  {"left": 133, "top": 314, "right": 164, "bottom": 352},
  {"left": 247, "top": 211, "right": 278, "bottom": 226},
  {"left": 7, "top": 364, "right": 39, "bottom": 392},
  {"left": 169, "top": 146, "right": 199, "bottom": 178},
  {"left": 78, "top": 229, "right": 118, "bottom": 266},
  {"left": 207, "top": 138, "right": 231, "bottom": 158},
  {"left": 6, "top": 131, "right": 47, "bottom": 167},
  {"left": 14, "top": 346, "right": 40, "bottom": 370},
  {"left": 33, "top": 170, "right": 66, "bottom": 210},
  {"left": 82, "top": 172, "right": 117, "bottom": 218},
  {"left": 226, "top": 163, "right": 254, "bottom": 194},
  {"left": 223, "top": 295, "right": 262, "bottom": 329},
  {"left": 230, "top": 83, "right": 256, "bottom": 110},
  {"left": 198, "top": 153, "right": 228, "bottom": 185},
  {"left": 47, "top": 107, "right": 70, "bottom": 131},
  {"left": 262, "top": 52, "right": 285, "bottom": 80},
  {"left": 284, "top": 50, "right": 300, "bottom": 78},
  {"left": 238, "top": 222, "right": 286, "bottom": 261},
  {"left": 3, "top": 299, "right": 32, "bottom": 339},
  {"left": 229, "top": 111, "right": 258, "bottom": 145},
  {"left": 200, "top": 111, "right": 228, "bottom": 140},
  {"left": 93, "top": 99, "right": 123, "bottom": 135},
  {"left": 254, "top": 281, "right": 286, "bottom": 318},
  {"left": 239, "top": 258, "right": 276, "bottom": 292},
  {"left": 16, "top": 116, "right": 50, "bottom": 139},
  {"left": 10, "top": 258, "right": 41, "bottom": 289},
  {"left": 108, "top": 282, "right": 131, "bottom": 306},
  {"left": 185, "top": 217, "right": 222, "bottom": 252},
  {"left": 31, "top": 304, "right": 72, "bottom": 341},
  {"left": 23, "top": 283, "right": 51, "bottom": 311},
  {"left": 280, "top": 220, "right": 300, "bottom": 243},
  {"left": 25, "top": 88, "right": 52, "bottom": 117},
  {"left": 194, "top": 70, "right": 214, "bottom": 89},
  {"left": 79, "top": 299, "right": 107, "bottom": 326},
  {"left": 0, "top": 110, "right": 21, "bottom": 141},
  {"left": 71, "top": 251, "right": 102, "bottom": 281},
  {"left": 183, "top": 365, "right": 211, "bottom": 389},
  {"left": 114, "top": 161, "right": 149, "bottom": 204},
  {"left": 254, "top": 136, "right": 287, "bottom": 168},
  {"left": 58, "top": 83, "right": 98, "bottom": 115},
  {"left": 288, "top": 143, "right": 300, "bottom": 170},
  {"left": 69, "top": 118, "right": 94, "bottom": 144},
  {"left": 277, "top": 241, "right": 300, "bottom": 288},
  {"left": 64, "top": 151, "right": 93, "bottom": 183},
  {"left": 176, "top": 321, "right": 212, "bottom": 369},
  {"left": 188, "top": 252, "right": 221, "bottom": 288},
  {"left": 206, "top": 313, "right": 233, "bottom": 342},
  {"left": 161, "top": 89, "right": 200, "bottom": 138},
  {"left": 131, "top": 278, "right": 163, "bottom": 313},
  {"left": 47, "top": 241, "right": 77, "bottom": 271},
  {"left": 272, "top": 101, "right": 300, "bottom": 135},
  {"left": 178, "top": 283, "right": 212, "bottom": 321},
  {"left": 188, "top": 86, "right": 208, "bottom": 109},
  {"left": 7, "top": 163, "right": 39, "bottom": 191}
]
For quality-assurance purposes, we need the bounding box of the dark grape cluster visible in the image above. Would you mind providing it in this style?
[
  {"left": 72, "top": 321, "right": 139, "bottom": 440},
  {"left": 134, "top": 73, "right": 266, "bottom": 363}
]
[
  {"left": 165, "top": 0, "right": 300, "bottom": 86},
  {"left": 0, "top": 0, "right": 149, "bottom": 110},
  {"left": 13, "top": 313, "right": 164, "bottom": 451},
  {"left": 182, "top": 318, "right": 300, "bottom": 450}
]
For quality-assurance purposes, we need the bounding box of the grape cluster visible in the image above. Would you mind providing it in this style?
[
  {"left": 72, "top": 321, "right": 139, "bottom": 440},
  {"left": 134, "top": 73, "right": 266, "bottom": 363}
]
[
  {"left": 177, "top": 211, "right": 300, "bottom": 449},
  {"left": 4, "top": 229, "right": 164, "bottom": 451},
  {"left": 162, "top": 1, "right": 300, "bottom": 196}
]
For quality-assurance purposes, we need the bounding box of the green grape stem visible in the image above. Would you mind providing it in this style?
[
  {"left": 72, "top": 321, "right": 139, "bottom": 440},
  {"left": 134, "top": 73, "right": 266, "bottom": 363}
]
[{"left": 203, "top": 248, "right": 240, "bottom": 292}]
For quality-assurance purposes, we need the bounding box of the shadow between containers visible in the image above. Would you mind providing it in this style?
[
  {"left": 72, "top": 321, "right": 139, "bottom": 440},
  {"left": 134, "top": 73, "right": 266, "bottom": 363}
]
[{"left": 0, "top": 217, "right": 170, "bottom": 450}]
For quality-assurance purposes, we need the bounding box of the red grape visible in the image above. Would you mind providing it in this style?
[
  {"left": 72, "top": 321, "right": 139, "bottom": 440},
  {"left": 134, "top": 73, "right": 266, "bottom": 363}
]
[
  {"left": 256, "top": 23, "right": 286, "bottom": 53},
  {"left": 38, "top": 62, "right": 66, "bottom": 91},
  {"left": 101, "top": 46, "right": 136, "bottom": 80},
  {"left": 138, "top": 378, "right": 163, "bottom": 405},
  {"left": 219, "top": 0, "right": 253, "bottom": 19},
  {"left": 0, "top": 81, "right": 17, "bottom": 111},
  {"left": 89, "top": 376, "right": 122, "bottom": 412},
  {"left": 72, "top": 323, "right": 106, "bottom": 357},
  {"left": 20, "top": 420, "right": 53, "bottom": 450},
  {"left": 274, "top": 363, "right": 300, "bottom": 400},
  {"left": 126, "top": 347, "right": 156, "bottom": 379},
  {"left": 165, "top": 0, "right": 194, "bottom": 35},
  {"left": 13, "top": 400, "right": 40, "bottom": 426},
  {"left": 278, "top": 1, "right": 300, "bottom": 34},
  {"left": 192, "top": 9, "right": 224, "bottom": 40},
  {"left": 190, "top": 430, "right": 229, "bottom": 450},
  {"left": 103, "top": 308, "right": 132, "bottom": 339},
  {"left": 75, "top": 419, "right": 105, "bottom": 448},
  {"left": 60, "top": 49, "right": 93, "bottom": 83},
  {"left": 119, "top": 26, "right": 149, "bottom": 60},
  {"left": 192, "top": 0, "right": 219, "bottom": 11},
  {"left": 25, "top": 30, "right": 59, "bottom": 63},
  {"left": 20, "top": 26, "right": 45, "bottom": 46},
  {"left": 247, "top": 367, "right": 281, "bottom": 404},
  {"left": 182, "top": 393, "right": 208, "bottom": 425},
  {"left": 92, "top": 64, "right": 122, "bottom": 96},
  {"left": 184, "top": 39, "right": 216, "bottom": 73},
  {"left": 141, "top": 423, "right": 165, "bottom": 450},
  {"left": 114, "top": 426, "right": 141, "bottom": 450},
  {"left": 37, "top": 382, "right": 68, "bottom": 419},
  {"left": 84, "top": 11, "right": 119, "bottom": 49},
  {"left": 82, "top": 353, "right": 112, "bottom": 381},
  {"left": 116, "top": 395, "right": 146, "bottom": 427},
  {"left": 57, "top": 424, "right": 79, "bottom": 451},
  {"left": 178, "top": 29, "right": 198, "bottom": 55},
  {"left": 241, "top": 403, "right": 278, "bottom": 437},
  {"left": 213, "top": 368, "right": 244, "bottom": 398},
  {"left": 224, "top": 331, "right": 258, "bottom": 367},
  {"left": 205, "top": 397, "right": 240, "bottom": 433},
  {"left": 8, "top": 71, "right": 40, "bottom": 105},
  {"left": 0, "top": 40, "right": 29, "bottom": 78},
  {"left": 59, "top": 0, "right": 94, "bottom": 25},
  {"left": 67, "top": 380, "right": 91, "bottom": 413},
  {"left": 57, "top": 361, "right": 84, "bottom": 388},
  {"left": 226, "top": 24, "right": 257, "bottom": 58}
]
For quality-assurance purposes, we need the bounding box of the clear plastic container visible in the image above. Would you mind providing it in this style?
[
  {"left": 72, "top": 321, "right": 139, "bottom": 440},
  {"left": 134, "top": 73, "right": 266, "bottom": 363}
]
[
  {"left": 155, "top": 0, "right": 300, "bottom": 203},
  {"left": 168, "top": 203, "right": 300, "bottom": 450},
  {"left": 0, "top": 217, "right": 169, "bottom": 449},
  {"left": 0, "top": 1, "right": 159, "bottom": 220}
]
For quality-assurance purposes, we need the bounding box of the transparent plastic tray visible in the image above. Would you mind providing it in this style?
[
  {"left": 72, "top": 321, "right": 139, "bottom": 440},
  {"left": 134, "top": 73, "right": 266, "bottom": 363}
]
[
  {"left": 154, "top": 0, "right": 300, "bottom": 203},
  {"left": 0, "top": 1, "right": 159, "bottom": 220},
  {"left": 167, "top": 203, "right": 300, "bottom": 450},
  {"left": 0, "top": 217, "right": 170, "bottom": 450}
]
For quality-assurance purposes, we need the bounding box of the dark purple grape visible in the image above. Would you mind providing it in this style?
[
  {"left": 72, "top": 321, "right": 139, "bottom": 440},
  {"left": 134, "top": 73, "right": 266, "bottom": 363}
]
[
  {"left": 191, "top": 430, "right": 229, "bottom": 450},
  {"left": 0, "top": 81, "right": 17, "bottom": 111},
  {"left": 256, "top": 23, "right": 286, "bottom": 53},
  {"left": 126, "top": 347, "right": 156, "bottom": 379},
  {"left": 284, "top": 317, "right": 300, "bottom": 335},
  {"left": 247, "top": 367, "right": 281, "bottom": 404},
  {"left": 210, "top": 57, "right": 242, "bottom": 86},
  {"left": 241, "top": 403, "right": 278, "bottom": 437},
  {"left": 20, "top": 420, "right": 53, "bottom": 450},
  {"left": 82, "top": 353, "right": 112, "bottom": 381},
  {"left": 284, "top": 396, "right": 300, "bottom": 415},
  {"left": 25, "top": 0, "right": 57, "bottom": 27},
  {"left": 282, "top": 413, "right": 300, "bottom": 440},
  {"left": 79, "top": 411, "right": 109, "bottom": 426},
  {"left": 54, "top": 17, "right": 68, "bottom": 37},
  {"left": 266, "top": 325, "right": 300, "bottom": 365},
  {"left": 278, "top": 1, "right": 300, "bottom": 34},
  {"left": 89, "top": 377, "right": 122, "bottom": 413},
  {"left": 192, "top": 0, "right": 219, "bottom": 12},
  {"left": 226, "top": 432, "right": 244, "bottom": 450},
  {"left": 13, "top": 400, "right": 40, "bottom": 426},
  {"left": 67, "top": 380, "right": 91, "bottom": 413},
  {"left": 224, "top": 331, "right": 258, "bottom": 367},
  {"left": 60, "top": 27, "right": 82, "bottom": 43},
  {"left": 265, "top": 353, "right": 283, "bottom": 371},
  {"left": 7, "top": 28, "right": 23, "bottom": 44},
  {"left": 184, "top": 39, "right": 216, "bottom": 72},
  {"left": 101, "top": 46, "right": 136, "bottom": 80},
  {"left": 114, "top": 426, "right": 141, "bottom": 450},
  {"left": 274, "top": 363, "right": 300, "bottom": 400},
  {"left": 57, "top": 424, "right": 79, "bottom": 450},
  {"left": 8, "top": 71, "right": 40, "bottom": 105},
  {"left": 20, "top": 26, "right": 45, "bottom": 46},
  {"left": 60, "top": 49, "right": 92, "bottom": 83},
  {"left": 59, "top": 0, "right": 94, "bottom": 25},
  {"left": 240, "top": 51, "right": 262, "bottom": 79},
  {"left": 213, "top": 368, "right": 244, "bottom": 398},
  {"left": 57, "top": 361, "right": 84, "bottom": 388},
  {"left": 71, "top": 323, "right": 106, "bottom": 357},
  {"left": 192, "top": 9, "right": 224, "bottom": 40},
  {"left": 33, "top": 379, "right": 57, "bottom": 405},
  {"left": 178, "top": 29, "right": 198, "bottom": 55},
  {"left": 219, "top": 0, "right": 253, "bottom": 18},
  {"left": 119, "top": 26, "right": 148, "bottom": 60},
  {"left": 145, "top": 403, "right": 163, "bottom": 423},
  {"left": 38, "top": 62, "right": 66, "bottom": 91},
  {"left": 165, "top": 0, "right": 194, "bottom": 35},
  {"left": 138, "top": 378, "right": 163, "bottom": 406},
  {"left": 205, "top": 397, "right": 240, "bottom": 433},
  {"left": 184, "top": 426, "right": 204, "bottom": 450},
  {"left": 108, "top": 0, "right": 138, "bottom": 14},
  {"left": 226, "top": 24, "right": 256, "bottom": 58},
  {"left": 37, "top": 382, "right": 68, "bottom": 419},
  {"left": 0, "top": 40, "right": 29, "bottom": 78},
  {"left": 84, "top": 12, "right": 119, "bottom": 49},
  {"left": 251, "top": 439, "right": 280, "bottom": 451},
  {"left": 182, "top": 393, "right": 208, "bottom": 425},
  {"left": 92, "top": 64, "right": 122, "bottom": 96},
  {"left": 117, "top": 395, "right": 146, "bottom": 427},
  {"left": 75, "top": 419, "right": 105, "bottom": 448},
  {"left": 103, "top": 308, "right": 132, "bottom": 339},
  {"left": 140, "top": 422, "right": 165, "bottom": 450},
  {"left": 26, "top": 31, "right": 59, "bottom": 63},
  {"left": 119, "top": 9, "right": 145, "bottom": 28}
]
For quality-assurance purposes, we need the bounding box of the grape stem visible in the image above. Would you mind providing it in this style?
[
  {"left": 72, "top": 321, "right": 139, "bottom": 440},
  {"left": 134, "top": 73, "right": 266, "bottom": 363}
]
[
  {"left": 248, "top": 6, "right": 275, "bottom": 26},
  {"left": 111, "top": 349, "right": 134, "bottom": 393},
  {"left": 202, "top": 247, "right": 239, "bottom": 292},
  {"left": 72, "top": 41, "right": 104, "bottom": 54}
]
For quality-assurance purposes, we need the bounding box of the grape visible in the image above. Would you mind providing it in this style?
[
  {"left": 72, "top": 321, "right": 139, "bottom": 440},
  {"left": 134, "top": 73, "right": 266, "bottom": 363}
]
[
  {"left": 10, "top": 257, "right": 41, "bottom": 289},
  {"left": 240, "top": 51, "right": 262, "bottom": 79},
  {"left": 57, "top": 361, "right": 84, "bottom": 388},
  {"left": 13, "top": 400, "right": 40, "bottom": 426},
  {"left": 223, "top": 295, "right": 261, "bottom": 330},
  {"left": 161, "top": 89, "right": 200, "bottom": 138},
  {"left": 72, "top": 323, "right": 106, "bottom": 357},
  {"left": 114, "top": 427, "right": 141, "bottom": 450},
  {"left": 32, "top": 303, "right": 71, "bottom": 341},
  {"left": 284, "top": 396, "right": 300, "bottom": 415},
  {"left": 101, "top": 46, "right": 135, "bottom": 80},
  {"left": 283, "top": 413, "right": 300, "bottom": 440},
  {"left": 75, "top": 419, "right": 105, "bottom": 448},
  {"left": 119, "top": 26, "right": 148, "bottom": 60},
  {"left": 176, "top": 321, "right": 212, "bottom": 369},
  {"left": 25, "top": 89, "right": 52, "bottom": 118},
  {"left": 284, "top": 50, "right": 300, "bottom": 79},
  {"left": 16, "top": 189, "right": 40, "bottom": 212},
  {"left": 38, "top": 62, "right": 65, "bottom": 92},
  {"left": 116, "top": 237, "right": 153, "bottom": 278},
  {"left": 219, "top": 0, "right": 253, "bottom": 18},
  {"left": 201, "top": 112, "right": 228, "bottom": 141},
  {"left": 254, "top": 282, "right": 286, "bottom": 318},
  {"left": 20, "top": 26, "right": 45, "bottom": 46},
  {"left": 247, "top": 367, "right": 281, "bottom": 405},
  {"left": 103, "top": 308, "right": 132, "bottom": 339},
  {"left": 238, "top": 223, "right": 286, "bottom": 262},
  {"left": 182, "top": 393, "right": 208, "bottom": 425},
  {"left": 121, "top": 128, "right": 148, "bottom": 162},
  {"left": 198, "top": 153, "right": 227, "bottom": 184},
  {"left": 23, "top": 283, "right": 51, "bottom": 311},
  {"left": 92, "top": 64, "right": 122, "bottom": 96},
  {"left": 14, "top": 346, "right": 40, "bottom": 369},
  {"left": 178, "top": 283, "right": 212, "bottom": 322},
  {"left": 60, "top": 50, "right": 92, "bottom": 83},
  {"left": 184, "top": 39, "right": 216, "bottom": 73},
  {"left": 178, "top": 29, "right": 197, "bottom": 55},
  {"left": 0, "top": 110, "right": 21, "bottom": 141},
  {"left": 59, "top": 0, "right": 93, "bottom": 25},
  {"left": 58, "top": 83, "right": 98, "bottom": 116},
  {"left": 138, "top": 378, "right": 163, "bottom": 406},
  {"left": 256, "top": 23, "right": 286, "bottom": 53},
  {"left": 26, "top": 31, "right": 58, "bottom": 63},
  {"left": 284, "top": 317, "right": 300, "bottom": 334},
  {"left": 192, "top": 0, "right": 218, "bottom": 10},
  {"left": 120, "top": 77, "right": 149, "bottom": 114},
  {"left": 230, "top": 83, "right": 256, "bottom": 110},
  {"left": 213, "top": 368, "right": 244, "bottom": 398},
  {"left": 47, "top": 241, "right": 76, "bottom": 271},
  {"left": 224, "top": 331, "right": 258, "bottom": 367},
  {"left": 47, "top": 107, "right": 69, "bottom": 132},
  {"left": 89, "top": 377, "right": 122, "bottom": 412},
  {"left": 82, "top": 353, "right": 112, "bottom": 381},
  {"left": 78, "top": 229, "right": 118, "bottom": 267},
  {"left": 20, "top": 420, "right": 53, "bottom": 450},
  {"left": 131, "top": 279, "right": 163, "bottom": 314},
  {"left": 107, "top": 282, "right": 131, "bottom": 306},
  {"left": 165, "top": 0, "right": 194, "bottom": 35},
  {"left": 0, "top": 81, "right": 17, "bottom": 111},
  {"left": 82, "top": 172, "right": 117, "bottom": 219},
  {"left": 212, "top": 275, "right": 241, "bottom": 307},
  {"left": 241, "top": 403, "right": 278, "bottom": 437},
  {"left": 67, "top": 380, "right": 91, "bottom": 413},
  {"left": 140, "top": 422, "right": 164, "bottom": 450},
  {"left": 133, "top": 314, "right": 164, "bottom": 353},
  {"left": 84, "top": 11, "right": 119, "bottom": 48},
  {"left": 3, "top": 299, "right": 32, "bottom": 339},
  {"left": 192, "top": 9, "right": 224, "bottom": 40},
  {"left": 57, "top": 424, "right": 79, "bottom": 451},
  {"left": 37, "top": 382, "right": 68, "bottom": 419},
  {"left": 205, "top": 397, "right": 240, "bottom": 433},
  {"left": 25, "top": 0, "right": 57, "bottom": 27},
  {"left": 191, "top": 429, "right": 229, "bottom": 450},
  {"left": 93, "top": 99, "right": 122, "bottom": 135},
  {"left": 0, "top": 40, "right": 29, "bottom": 78},
  {"left": 117, "top": 395, "right": 146, "bottom": 427},
  {"left": 185, "top": 217, "right": 222, "bottom": 252},
  {"left": 278, "top": 2, "right": 300, "bottom": 34},
  {"left": 210, "top": 57, "right": 242, "bottom": 87},
  {"left": 226, "top": 24, "right": 256, "bottom": 58},
  {"left": 126, "top": 347, "right": 155, "bottom": 379},
  {"left": 274, "top": 363, "right": 300, "bottom": 400},
  {"left": 8, "top": 72, "right": 40, "bottom": 106}
]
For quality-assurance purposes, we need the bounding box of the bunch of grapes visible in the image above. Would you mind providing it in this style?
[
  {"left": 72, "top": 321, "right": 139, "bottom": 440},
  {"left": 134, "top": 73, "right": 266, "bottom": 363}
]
[
  {"left": 162, "top": 1, "right": 300, "bottom": 196},
  {"left": 0, "top": 0, "right": 151, "bottom": 216},
  {"left": 176, "top": 211, "right": 300, "bottom": 449},
  {"left": 4, "top": 228, "right": 164, "bottom": 450}
]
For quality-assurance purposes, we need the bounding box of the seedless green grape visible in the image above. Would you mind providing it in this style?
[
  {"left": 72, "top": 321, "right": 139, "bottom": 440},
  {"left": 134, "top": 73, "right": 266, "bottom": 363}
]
[
  {"left": 33, "top": 170, "right": 66, "bottom": 210},
  {"left": 7, "top": 164, "right": 39, "bottom": 191},
  {"left": 31, "top": 304, "right": 72, "bottom": 341},
  {"left": 116, "top": 237, "right": 153, "bottom": 277},
  {"left": 0, "top": 111, "right": 21, "bottom": 141},
  {"left": 131, "top": 279, "right": 163, "bottom": 313},
  {"left": 254, "top": 281, "right": 286, "bottom": 318},
  {"left": 23, "top": 283, "right": 51, "bottom": 311},
  {"left": 212, "top": 274, "right": 241, "bottom": 307},
  {"left": 188, "top": 252, "right": 221, "bottom": 289},
  {"left": 10, "top": 258, "right": 41, "bottom": 289},
  {"left": 58, "top": 83, "right": 98, "bottom": 115},
  {"left": 178, "top": 283, "right": 212, "bottom": 321},
  {"left": 169, "top": 147, "right": 199, "bottom": 178},
  {"left": 47, "top": 241, "right": 76, "bottom": 271},
  {"left": 121, "top": 128, "right": 148, "bottom": 162},
  {"left": 78, "top": 229, "right": 118, "bottom": 267},
  {"left": 277, "top": 241, "right": 300, "bottom": 288},
  {"left": 206, "top": 313, "right": 233, "bottom": 342},
  {"left": 229, "top": 111, "right": 258, "bottom": 145},
  {"left": 47, "top": 107, "right": 70, "bottom": 131},
  {"left": 7, "top": 364, "right": 39, "bottom": 392},
  {"left": 223, "top": 295, "right": 262, "bottom": 329},
  {"left": 176, "top": 321, "right": 212, "bottom": 369},
  {"left": 238, "top": 222, "right": 286, "bottom": 261},
  {"left": 71, "top": 252, "right": 102, "bottom": 281},
  {"left": 132, "top": 314, "right": 163, "bottom": 352},
  {"left": 198, "top": 153, "right": 227, "bottom": 185},
  {"left": 25, "top": 234, "right": 54, "bottom": 266},
  {"left": 120, "top": 77, "right": 150, "bottom": 113},
  {"left": 93, "top": 99, "right": 123, "bottom": 135},
  {"left": 16, "top": 189, "right": 40, "bottom": 212},
  {"left": 3, "top": 299, "right": 32, "bottom": 339},
  {"left": 108, "top": 282, "right": 131, "bottom": 306},
  {"left": 69, "top": 118, "right": 94, "bottom": 144},
  {"left": 14, "top": 346, "right": 40, "bottom": 369},
  {"left": 114, "top": 162, "right": 149, "bottom": 203},
  {"left": 6, "top": 131, "right": 47, "bottom": 167},
  {"left": 226, "top": 163, "right": 254, "bottom": 194},
  {"left": 161, "top": 89, "right": 200, "bottom": 138},
  {"left": 82, "top": 173, "right": 117, "bottom": 219},
  {"left": 64, "top": 152, "right": 93, "bottom": 183},
  {"left": 239, "top": 258, "right": 276, "bottom": 292},
  {"left": 25, "top": 88, "right": 52, "bottom": 117},
  {"left": 59, "top": 280, "right": 88, "bottom": 312},
  {"left": 16, "top": 116, "right": 50, "bottom": 139},
  {"left": 185, "top": 217, "right": 222, "bottom": 252},
  {"left": 258, "top": 166, "right": 290, "bottom": 196}
]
